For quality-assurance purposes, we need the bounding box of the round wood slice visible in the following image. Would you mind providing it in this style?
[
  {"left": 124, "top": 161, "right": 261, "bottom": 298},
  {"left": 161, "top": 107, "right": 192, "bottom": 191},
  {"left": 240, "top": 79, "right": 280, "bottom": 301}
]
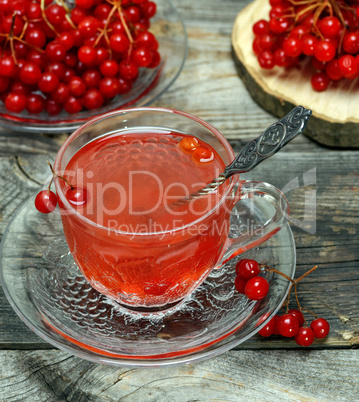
[{"left": 231, "top": 0, "right": 359, "bottom": 148}]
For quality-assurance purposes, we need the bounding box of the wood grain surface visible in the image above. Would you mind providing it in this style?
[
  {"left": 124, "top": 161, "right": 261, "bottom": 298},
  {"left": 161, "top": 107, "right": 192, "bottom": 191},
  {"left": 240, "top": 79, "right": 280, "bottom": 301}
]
[
  {"left": 1, "top": 349, "right": 359, "bottom": 401},
  {"left": 0, "top": 0, "right": 358, "bottom": 399}
]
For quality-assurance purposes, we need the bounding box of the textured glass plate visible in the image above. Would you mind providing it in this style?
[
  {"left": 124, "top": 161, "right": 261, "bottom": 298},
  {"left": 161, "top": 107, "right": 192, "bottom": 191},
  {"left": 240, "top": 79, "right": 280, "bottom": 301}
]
[
  {"left": 0, "top": 0, "right": 187, "bottom": 133},
  {"left": 0, "top": 193, "right": 296, "bottom": 367}
]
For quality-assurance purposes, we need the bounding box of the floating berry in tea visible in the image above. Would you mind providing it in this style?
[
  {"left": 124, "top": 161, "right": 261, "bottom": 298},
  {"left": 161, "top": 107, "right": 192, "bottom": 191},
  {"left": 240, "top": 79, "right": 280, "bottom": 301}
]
[{"left": 66, "top": 186, "right": 89, "bottom": 206}]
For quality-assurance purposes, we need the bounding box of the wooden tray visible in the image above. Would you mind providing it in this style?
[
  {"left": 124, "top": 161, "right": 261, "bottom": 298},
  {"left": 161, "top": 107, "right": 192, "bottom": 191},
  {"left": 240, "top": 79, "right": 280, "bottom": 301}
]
[{"left": 231, "top": 0, "right": 359, "bottom": 148}]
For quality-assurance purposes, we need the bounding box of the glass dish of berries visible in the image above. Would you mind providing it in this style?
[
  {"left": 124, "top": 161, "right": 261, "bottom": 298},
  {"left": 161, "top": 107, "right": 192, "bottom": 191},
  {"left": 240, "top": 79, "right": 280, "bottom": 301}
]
[{"left": 0, "top": 0, "right": 187, "bottom": 132}]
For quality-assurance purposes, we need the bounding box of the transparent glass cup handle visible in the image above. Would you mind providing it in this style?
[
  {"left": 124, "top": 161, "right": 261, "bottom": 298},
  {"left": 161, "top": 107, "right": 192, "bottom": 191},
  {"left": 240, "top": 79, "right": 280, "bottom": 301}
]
[{"left": 218, "top": 180, "right": 290, "bottom": 266}]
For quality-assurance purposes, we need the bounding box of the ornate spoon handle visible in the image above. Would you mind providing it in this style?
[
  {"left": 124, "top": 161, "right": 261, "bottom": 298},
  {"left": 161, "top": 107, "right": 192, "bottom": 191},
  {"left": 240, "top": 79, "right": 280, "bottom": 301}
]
[
  {"left": 223, "top": 105, "right": 312, "bottom": 178},
  {"left": 172, "top": 106, "right": 312, "bottom": 207}
]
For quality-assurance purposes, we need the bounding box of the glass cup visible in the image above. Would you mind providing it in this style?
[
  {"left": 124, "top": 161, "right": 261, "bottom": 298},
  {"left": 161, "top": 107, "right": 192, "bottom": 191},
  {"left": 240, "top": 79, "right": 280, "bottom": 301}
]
[{"left": 54, "top": 107, "right": 289, "bottom": 312}]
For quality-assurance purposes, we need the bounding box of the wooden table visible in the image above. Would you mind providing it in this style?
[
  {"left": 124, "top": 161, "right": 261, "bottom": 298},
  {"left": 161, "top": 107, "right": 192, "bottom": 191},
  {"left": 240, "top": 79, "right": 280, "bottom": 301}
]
[{"left": 1, "top": 0, "right": 359, "bottom": 400}]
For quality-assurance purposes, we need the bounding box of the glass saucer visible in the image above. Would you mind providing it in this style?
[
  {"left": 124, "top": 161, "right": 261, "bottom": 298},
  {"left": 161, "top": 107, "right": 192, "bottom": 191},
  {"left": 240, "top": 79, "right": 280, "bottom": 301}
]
[
  {"left": 0, "top": 0, "right": 187, "bottom": 134},
  {"left": 0, "top": 193, "right": 296, "bottom": 367}
]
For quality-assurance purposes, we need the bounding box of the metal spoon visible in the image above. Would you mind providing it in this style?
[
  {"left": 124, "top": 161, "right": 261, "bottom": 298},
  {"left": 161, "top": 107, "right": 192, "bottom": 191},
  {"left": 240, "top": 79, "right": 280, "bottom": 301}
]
[{"left": 172, "top": 105, "right": 312, "bottom": 207}]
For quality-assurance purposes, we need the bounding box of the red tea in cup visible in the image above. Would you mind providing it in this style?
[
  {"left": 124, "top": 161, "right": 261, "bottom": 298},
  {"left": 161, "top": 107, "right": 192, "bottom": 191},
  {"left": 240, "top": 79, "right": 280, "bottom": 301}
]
[
  {"left": 58, "top": 130, "right": 231, "bottom": 309},
  {"left": 54, "top": 108, "right": 289, "bottom": 312}
]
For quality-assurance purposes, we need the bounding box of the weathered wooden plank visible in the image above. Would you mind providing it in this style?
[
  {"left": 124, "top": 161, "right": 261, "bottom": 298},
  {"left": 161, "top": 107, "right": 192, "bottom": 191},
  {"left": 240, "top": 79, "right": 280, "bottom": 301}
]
[
  {"left": 0, "top": 349, "right": 358, "bottom": 401},
  {"left": 0, "top": 128, "right": 66, "bottom": 156},
  {"left": 0, "top": 157, "right": 39, "bottom": 235},
  {"left": 172, "top": 0, "right": 249, "bottom": 29},
  {"left": 16, "top": 153, "right": 57, "bottom": 187}
]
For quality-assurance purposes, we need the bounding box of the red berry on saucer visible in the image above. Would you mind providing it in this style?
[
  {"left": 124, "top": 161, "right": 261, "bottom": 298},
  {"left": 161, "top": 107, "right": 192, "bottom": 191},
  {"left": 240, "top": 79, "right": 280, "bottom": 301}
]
[
  {"left": 234, "top": 275, "right": 247, "bottom": 294},
  {"left": 244, "top": 276, "right": 269, "bottom": 300},
  {"left": 236, "top": 259, "right": 260, "bottom": 280}
]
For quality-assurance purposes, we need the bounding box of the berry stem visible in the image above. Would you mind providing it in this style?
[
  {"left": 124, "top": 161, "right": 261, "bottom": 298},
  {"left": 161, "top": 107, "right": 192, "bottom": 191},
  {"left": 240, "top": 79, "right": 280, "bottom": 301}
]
[
  {"left": 19, "top": 18, "right": 28, "bottom": 41},
  {"left": 262, "top": 265, "right": 295, "bottom": 283},
  {"left": 295, "top": 265, "right": 318, "bottom": 283},
  {"left": 289, "top": 0, "right": 348, "bottom": 36},
  {"left": 313, "top": 3, "right": 328, "bottom": 26},
  {"left": 126, "top": 42, "right": 134, "bottom": 63},
  {"left": 300, "top": 307, "right": 318, "bottom": 319},
  {"left": 0, "top": 33, "right": 44, "bottom": 55},
  {"left": 263, "top": 264, "right": 320, "bottom": 321},
  {"left": 263, "top": 264, "right": 319, "bottom": 285},
  {"left": 54, "top": 0, "right": 71, "bottom": 14},
  {"left": 94, "top": 4, "right": 117, "bottom": 48},
  {"left": 293, "top": 283, "right": 309, "bottom": 325},
  {"left": 117, "top": 5, "right": 134, "bottom": 43},
  {"left": 285, "top": 282, "right": 294, "bottom": 312},
  {"left": 3, "top": 13, "right": 18, "bottom": 64},
  {"left": 0, "top": 13, "right": 44, "bottom": 58},
  {"left": 54, "top": 0, "right": 78, "bottom": 30},
  {"left": 290, "top": 0, "right": 317, "bottom": 5},
  {"left": 41, "top": 0, "right": 60, "bottom": 37},
  {"left": 295, "top": 281, "right": 318, "bottom": 320},
  {"left": 47, "top": 177, "right": 54, "bottom": 193},
  {"left": 47, "top": 161, "right": 74, "bottom": 190},
  {"left": 65, "top": 14, "right": 77, "bottom": 30},
  {"left": 294, "top": 3, "right": 318, "bottom": 20}
]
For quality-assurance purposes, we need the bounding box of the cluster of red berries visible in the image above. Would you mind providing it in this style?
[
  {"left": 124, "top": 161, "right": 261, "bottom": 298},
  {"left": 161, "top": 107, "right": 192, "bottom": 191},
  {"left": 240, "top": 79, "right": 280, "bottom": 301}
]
[
  {"left": 35, "top": 185, "right": 88, "bottom": 212},
  {"left": 234, "top": 258, "right": 330, "bottom": 347},
  {"left": 259, "top": 310, "right": 330, "bottom": 346},
  {"left": 252, "top": 0, "right": 359, "bottom": 91},
  {"left": 35, "top": 162, "right": 88, "bottom": 213},
  {"left": 0, "top": 0, "right": 160, "bottom": 115},
  {"left": 234, "top": 259, "right": 270, "bottom": 300}
]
